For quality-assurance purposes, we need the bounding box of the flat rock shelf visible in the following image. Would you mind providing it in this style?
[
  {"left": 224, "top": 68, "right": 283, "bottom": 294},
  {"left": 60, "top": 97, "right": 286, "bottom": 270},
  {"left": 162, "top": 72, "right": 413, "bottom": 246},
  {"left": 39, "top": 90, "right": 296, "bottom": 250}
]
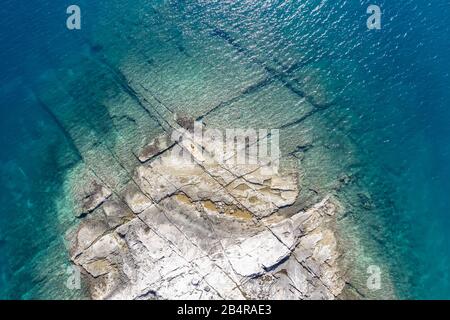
[{"left": 67, "top": 124, "right": 346, "bottom": 300}]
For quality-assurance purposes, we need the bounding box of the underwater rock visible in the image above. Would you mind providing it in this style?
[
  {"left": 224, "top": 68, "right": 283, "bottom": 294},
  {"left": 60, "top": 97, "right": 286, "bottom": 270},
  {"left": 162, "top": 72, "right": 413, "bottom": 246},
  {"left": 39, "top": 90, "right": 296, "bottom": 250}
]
[
  {"left": 138, "top": 134, "right": 174, "bottom": 163},
  {"left": 78, "top": 181, "right": 112, "bottom": 217}
]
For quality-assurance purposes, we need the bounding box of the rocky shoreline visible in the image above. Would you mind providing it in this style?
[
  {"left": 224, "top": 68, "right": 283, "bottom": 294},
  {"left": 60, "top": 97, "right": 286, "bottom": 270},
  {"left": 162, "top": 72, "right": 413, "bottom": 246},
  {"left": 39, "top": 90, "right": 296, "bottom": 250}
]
[{"left": 67, "top": 122, "right": 346, "bottom": 300}]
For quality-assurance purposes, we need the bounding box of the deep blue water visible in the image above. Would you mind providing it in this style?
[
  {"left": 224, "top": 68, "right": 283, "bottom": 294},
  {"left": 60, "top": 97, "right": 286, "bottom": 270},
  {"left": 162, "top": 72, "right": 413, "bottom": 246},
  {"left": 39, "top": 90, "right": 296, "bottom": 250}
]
[{"left": 0, "top": 0, "right": 449, "bottom": 299}]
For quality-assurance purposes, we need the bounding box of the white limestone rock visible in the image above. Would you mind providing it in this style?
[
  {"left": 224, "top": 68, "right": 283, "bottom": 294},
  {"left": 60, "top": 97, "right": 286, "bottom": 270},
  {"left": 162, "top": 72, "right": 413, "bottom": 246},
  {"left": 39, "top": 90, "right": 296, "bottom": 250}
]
[{"left": 70, "top": 127, "right": 345, "bottom": 300}]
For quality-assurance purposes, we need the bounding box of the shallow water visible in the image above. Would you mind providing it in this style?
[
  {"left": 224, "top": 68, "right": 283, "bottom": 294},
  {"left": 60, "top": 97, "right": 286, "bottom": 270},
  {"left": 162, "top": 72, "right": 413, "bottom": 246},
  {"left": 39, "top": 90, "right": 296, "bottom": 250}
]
[{"left": 0, "top": 0, "right": 449, "bottom": 299}]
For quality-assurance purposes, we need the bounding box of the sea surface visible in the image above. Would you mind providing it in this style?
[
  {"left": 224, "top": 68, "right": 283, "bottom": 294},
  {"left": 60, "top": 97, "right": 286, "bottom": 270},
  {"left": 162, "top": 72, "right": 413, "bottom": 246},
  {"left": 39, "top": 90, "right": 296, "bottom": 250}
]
[{"left": 0, "top": 0, "right": 449, "bottom": 299}]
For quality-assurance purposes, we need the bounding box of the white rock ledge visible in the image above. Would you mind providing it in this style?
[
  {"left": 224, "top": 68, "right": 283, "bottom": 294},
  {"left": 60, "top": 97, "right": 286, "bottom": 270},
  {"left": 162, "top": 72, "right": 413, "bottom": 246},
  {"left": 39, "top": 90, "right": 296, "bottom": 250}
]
[{"left": 68, "top": 128, "right": 345, "bottom": 300}]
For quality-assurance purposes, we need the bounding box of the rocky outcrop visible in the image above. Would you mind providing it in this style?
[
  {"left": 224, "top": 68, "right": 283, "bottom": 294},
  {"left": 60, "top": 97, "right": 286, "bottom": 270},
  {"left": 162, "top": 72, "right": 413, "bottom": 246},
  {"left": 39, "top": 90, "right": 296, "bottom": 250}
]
[{"left": 68, "top": 126, "right": 345, "bottom": 300}]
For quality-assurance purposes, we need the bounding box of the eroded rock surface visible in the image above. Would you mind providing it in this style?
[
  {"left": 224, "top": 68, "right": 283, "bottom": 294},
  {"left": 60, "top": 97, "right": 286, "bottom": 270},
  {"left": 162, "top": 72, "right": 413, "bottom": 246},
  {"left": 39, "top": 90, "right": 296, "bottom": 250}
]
[{"left": 69, "top": 127, "right": 345, "bottom": 300}]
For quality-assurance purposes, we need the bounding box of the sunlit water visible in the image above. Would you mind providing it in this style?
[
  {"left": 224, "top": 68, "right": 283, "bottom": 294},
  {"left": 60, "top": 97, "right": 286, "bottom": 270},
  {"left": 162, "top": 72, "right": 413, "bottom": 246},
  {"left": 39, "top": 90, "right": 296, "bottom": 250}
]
[{"left": 0, "top": 0, "right": 449, "bottom": 299}]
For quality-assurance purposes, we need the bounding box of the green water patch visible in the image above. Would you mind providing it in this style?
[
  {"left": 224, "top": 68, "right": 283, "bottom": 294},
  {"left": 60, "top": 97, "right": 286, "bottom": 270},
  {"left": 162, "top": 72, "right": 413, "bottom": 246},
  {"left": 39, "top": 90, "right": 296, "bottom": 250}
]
[{"left": 0, "top": 85, "right": 84, "bottom": 299}]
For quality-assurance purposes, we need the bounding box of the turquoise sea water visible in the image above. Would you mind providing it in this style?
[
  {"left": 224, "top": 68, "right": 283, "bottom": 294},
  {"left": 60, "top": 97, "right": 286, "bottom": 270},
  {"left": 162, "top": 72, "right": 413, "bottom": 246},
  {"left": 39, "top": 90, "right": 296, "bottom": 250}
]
[{"left": 0, "top": 0, "right": 449, "bottom": 299}]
